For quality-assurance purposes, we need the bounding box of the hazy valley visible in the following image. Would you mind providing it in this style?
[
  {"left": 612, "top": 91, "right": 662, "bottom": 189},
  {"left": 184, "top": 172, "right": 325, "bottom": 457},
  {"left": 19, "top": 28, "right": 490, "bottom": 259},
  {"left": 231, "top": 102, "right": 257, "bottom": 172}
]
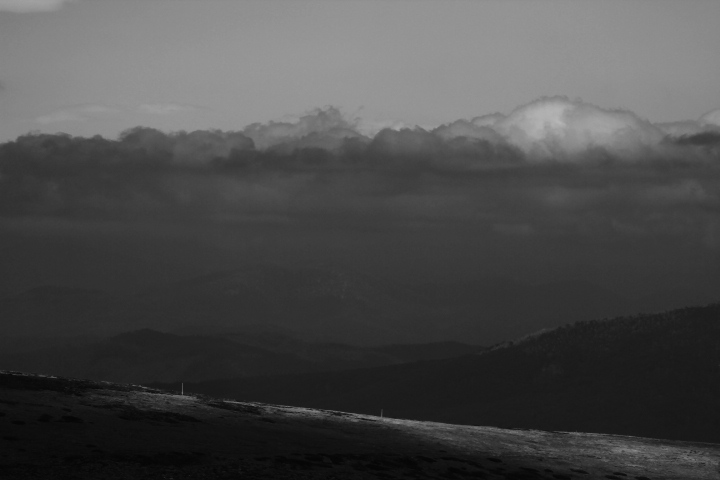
[{"left": 0, "top": 262, "right": 643, "bottom": 347}]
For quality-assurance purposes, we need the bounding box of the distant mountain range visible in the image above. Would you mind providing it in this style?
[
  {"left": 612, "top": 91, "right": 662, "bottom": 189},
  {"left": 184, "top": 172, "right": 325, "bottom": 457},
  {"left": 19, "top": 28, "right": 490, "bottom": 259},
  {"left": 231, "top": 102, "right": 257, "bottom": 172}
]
[
  {"left": 0, "top": 328, "right": 483, "bottom": 384},
  {"left": 0, "top": 262, "right": 635, "bottom": 346},
  {"left": 165, "top": 303, "right": 720, "bottom": 444},
  {"left": 2, "top": 262, "right": 719, "bottom": 444}
]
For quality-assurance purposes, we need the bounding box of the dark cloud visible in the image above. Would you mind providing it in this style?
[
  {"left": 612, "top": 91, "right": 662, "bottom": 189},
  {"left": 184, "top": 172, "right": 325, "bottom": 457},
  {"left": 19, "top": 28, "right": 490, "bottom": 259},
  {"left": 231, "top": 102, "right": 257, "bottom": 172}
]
[
  {"left": 1, "top": 101, "right": 719, "bottom": 235},
  {"left": 242, "top": 107, "right": 363, "bottom": 151},
  {"left": 672, "top": 131, "right": 720, "bottom": 147}
]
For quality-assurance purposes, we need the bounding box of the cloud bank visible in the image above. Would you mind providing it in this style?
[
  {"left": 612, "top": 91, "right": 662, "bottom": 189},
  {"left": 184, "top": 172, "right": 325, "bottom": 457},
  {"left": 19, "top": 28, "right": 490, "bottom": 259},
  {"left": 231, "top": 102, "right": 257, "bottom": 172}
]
[{"left": 2, "top": 97, "right": 719, "bottom": 252}]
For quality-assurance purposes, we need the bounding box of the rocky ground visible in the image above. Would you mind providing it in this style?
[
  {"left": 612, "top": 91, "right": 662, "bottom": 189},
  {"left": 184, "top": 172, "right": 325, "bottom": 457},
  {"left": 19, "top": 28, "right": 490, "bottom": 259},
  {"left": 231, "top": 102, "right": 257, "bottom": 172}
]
[{"left": 1, "top": 370, "right": 718, "bottom": 479}]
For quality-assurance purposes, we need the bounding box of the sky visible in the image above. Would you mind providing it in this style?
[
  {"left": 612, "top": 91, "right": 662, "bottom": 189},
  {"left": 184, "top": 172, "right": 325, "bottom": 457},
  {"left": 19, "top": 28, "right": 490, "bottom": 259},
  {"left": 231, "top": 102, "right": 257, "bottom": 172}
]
[
  {"left": 1, "top": 0, "right": 720, "bottom": 320},
  {"left": 1, "top": 0, "right": 720, "bottom": 140}
]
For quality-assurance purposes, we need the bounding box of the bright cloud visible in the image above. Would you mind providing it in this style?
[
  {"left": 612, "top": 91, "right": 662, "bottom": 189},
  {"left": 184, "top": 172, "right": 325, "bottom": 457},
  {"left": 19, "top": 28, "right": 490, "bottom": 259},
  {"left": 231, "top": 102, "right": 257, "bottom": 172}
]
[{"left": 493, "top": 97, "right": 665, "bottom": 161}]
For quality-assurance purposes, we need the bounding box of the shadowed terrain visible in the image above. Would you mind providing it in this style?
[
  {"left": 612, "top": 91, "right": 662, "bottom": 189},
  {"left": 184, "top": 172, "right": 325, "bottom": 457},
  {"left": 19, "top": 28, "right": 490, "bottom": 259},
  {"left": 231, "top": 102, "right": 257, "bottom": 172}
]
[{"left": 1, "top": 371, "right": 718, "bottom": 479}]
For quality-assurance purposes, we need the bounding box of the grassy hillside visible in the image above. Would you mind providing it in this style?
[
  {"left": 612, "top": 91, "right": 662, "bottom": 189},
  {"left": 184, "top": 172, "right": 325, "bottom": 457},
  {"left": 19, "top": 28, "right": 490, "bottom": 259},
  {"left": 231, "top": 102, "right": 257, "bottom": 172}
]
[{"left": 2, "top": 371, "right": 719, "bottom": 479}]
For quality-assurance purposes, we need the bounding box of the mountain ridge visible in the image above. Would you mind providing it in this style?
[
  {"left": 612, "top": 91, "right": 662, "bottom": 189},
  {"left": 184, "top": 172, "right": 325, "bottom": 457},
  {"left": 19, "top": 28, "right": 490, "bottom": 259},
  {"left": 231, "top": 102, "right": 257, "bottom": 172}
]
[
  {"left": 163, "top": 302, "right": 720, "bottom": 444},
  {"left": 0, "top": 328, "right": 484, "bottom": 384}
]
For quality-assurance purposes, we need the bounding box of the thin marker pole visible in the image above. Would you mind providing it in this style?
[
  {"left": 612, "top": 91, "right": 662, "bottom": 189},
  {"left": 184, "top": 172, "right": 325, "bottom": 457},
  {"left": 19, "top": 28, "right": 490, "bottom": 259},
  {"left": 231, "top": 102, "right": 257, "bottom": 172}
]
[
  {"left": 380, "top": 409, "right": 383, "bottom": 419},
  {"left": 181, "top": 383, "right": 184, "bottom": 395}
]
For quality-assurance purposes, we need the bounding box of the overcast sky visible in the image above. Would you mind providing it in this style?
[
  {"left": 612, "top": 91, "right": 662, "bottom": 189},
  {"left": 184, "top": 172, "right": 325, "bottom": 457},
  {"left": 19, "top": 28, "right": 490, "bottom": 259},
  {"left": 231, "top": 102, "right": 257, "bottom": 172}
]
[
  {"left": 1, "top": 0, "right": 720, "bottom": 317},
  {"left": 1, "top": 0, "right": 719, "bottom": 141}
]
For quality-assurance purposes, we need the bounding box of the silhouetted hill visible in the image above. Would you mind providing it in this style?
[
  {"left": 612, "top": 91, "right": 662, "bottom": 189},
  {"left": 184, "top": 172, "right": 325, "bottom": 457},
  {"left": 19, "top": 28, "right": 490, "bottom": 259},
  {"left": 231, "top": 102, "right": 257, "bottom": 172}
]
[
  {"left": 373, "top": 341, "right": 481, "bottom": 362},
  {"left": 0, "top": 328, "right": 484, "bottom": 384},
  {"left": 172, "top": 303, "right": 720, "bottom": 443},
  {"left": 411, "top": 277, "right": 632, "bottom": 343}
]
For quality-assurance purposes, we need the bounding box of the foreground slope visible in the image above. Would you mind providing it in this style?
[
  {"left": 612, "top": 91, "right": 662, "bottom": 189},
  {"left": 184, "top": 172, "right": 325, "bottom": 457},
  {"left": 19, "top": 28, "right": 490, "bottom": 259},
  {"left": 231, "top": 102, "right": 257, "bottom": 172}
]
[
  {"left": 1, "top": 371, "right": 718, "bottom": 480},
  {"left": 173, "top": 303, "right": 720, "bottom": 443}
]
